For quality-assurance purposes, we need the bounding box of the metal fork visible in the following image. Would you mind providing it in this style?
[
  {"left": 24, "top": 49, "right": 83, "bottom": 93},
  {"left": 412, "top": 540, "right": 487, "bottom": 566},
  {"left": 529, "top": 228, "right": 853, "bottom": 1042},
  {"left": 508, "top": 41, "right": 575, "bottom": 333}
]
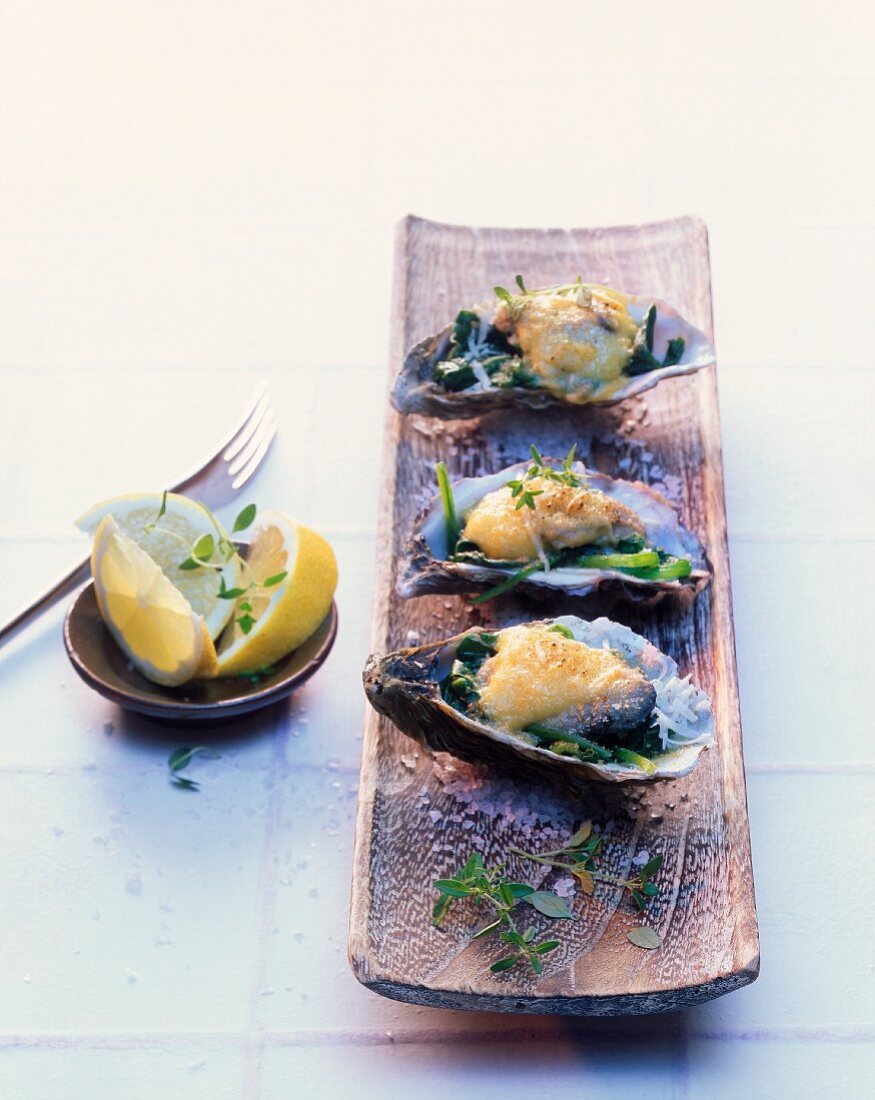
[{"left": 0, "top": 380, "right": 276, "bottom": 651}]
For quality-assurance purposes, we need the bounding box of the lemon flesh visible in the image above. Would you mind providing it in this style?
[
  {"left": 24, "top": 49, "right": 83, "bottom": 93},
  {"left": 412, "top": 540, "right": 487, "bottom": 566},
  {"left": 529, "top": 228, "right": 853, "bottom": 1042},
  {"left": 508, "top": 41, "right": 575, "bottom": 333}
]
[
  {"left": 77, "top": 492, "right": 241, "bottom": 640},
  {"left": 91, "top": 516, "right": 218, "bottom": 686},
  {"left": 215, "top": 510, "right": 337, "bottom": 677}
]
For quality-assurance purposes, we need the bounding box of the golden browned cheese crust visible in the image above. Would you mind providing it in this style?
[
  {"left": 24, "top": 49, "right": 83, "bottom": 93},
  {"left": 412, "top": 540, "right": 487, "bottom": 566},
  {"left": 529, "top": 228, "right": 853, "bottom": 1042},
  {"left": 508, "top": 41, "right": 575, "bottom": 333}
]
[
  {"left": 475, "top": 624, "right": 654, "bottom": 734},
  {"left": 494, "top": 288, "right": 638, "bottom": 400},
  {"left": 461, "top": 476, "right": 644, "bottom": 561}
]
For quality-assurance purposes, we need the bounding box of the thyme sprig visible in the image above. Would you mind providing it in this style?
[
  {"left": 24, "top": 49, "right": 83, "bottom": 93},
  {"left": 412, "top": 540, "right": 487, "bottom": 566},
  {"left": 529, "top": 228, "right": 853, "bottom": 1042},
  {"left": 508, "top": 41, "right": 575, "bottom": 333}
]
[
  {"left": 525, "top": 443, "right": 585, "bottom": 489},
  {"left": 167, "top": 745, "right": 219, "bottom": 791},
  {"left": 505, "top": 444, "right": 585, "bottom": 513},
  {"left": 509, "top": 821, "right": 664, "bottom": 911},
  {"left": 433, "top": 854, "right": 574, "bottom": 974},
  {"left": 145, "top": 496, "right": 287, "bottom": 636}
]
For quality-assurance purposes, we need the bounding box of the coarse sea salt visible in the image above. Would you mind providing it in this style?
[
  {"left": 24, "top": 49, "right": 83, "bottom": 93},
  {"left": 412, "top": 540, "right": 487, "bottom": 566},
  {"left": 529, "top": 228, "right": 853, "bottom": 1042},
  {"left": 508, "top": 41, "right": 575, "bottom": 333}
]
[{"left": 428, "top": 753, "right": 578, "bottom": 845}]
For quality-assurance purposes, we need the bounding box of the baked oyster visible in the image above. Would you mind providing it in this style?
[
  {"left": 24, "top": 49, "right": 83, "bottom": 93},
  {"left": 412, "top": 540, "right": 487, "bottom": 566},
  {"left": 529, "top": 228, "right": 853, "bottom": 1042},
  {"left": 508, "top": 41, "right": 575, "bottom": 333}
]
[
  {"left": 400, "top": 447, "right": 709, "bottom": 603},
  {"left": 363, "top": 616, "right": 713, "bottom": 785},
  {"left": 392, "top": 278, "right": 714, "bottom": 418}
]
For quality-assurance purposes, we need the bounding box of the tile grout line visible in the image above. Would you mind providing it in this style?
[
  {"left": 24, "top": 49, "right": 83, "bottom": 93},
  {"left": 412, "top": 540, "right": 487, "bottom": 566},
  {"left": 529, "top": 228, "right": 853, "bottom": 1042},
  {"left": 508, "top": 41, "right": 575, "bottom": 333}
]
[{"left": 241, "top": 723, "right": 292, "bottom": 1099}]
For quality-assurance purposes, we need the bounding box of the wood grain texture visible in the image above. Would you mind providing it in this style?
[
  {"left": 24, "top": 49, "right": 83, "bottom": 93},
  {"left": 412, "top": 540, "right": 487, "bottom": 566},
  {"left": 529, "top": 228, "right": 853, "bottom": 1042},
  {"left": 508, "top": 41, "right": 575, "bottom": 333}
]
[{"left": 348, "top": 215, "right": 759, "bottom": 1015}]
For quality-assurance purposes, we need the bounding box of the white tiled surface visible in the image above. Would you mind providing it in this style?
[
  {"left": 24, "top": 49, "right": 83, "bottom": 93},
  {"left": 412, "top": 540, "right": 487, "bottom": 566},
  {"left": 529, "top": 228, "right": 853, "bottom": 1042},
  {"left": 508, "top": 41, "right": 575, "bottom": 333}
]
[{"left": 1, "top": 2, "right": 873, "bottom": 1097}]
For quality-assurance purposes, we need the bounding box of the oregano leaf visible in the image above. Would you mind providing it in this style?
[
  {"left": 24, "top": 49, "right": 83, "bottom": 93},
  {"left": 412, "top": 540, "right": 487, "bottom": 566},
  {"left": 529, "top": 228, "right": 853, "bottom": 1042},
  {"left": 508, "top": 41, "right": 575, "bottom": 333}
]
[
  {"left": 525, "top": 891, "right": 575, "bottom": 920},
  {"left": 627, "top": 926, "right": 661, "bottom": 950},
  {"left": 262, "top": 572, "right": 287, "bottom": 587},
  {"left": 232, "top": 503, "right": 257, "bottom": 533}
]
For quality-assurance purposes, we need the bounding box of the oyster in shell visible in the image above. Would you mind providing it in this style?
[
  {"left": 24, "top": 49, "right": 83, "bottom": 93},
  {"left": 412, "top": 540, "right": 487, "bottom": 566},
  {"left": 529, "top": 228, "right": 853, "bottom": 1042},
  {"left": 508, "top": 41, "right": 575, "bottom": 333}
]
[
  {"left": 392, "top": 280, "right": 714, "bottom": 418},
  {"left": 400, "top": 452, "right": 709, "bottom": 602},
  {"left": 363, "top": 616, "right": 713, "bottom": 786}
]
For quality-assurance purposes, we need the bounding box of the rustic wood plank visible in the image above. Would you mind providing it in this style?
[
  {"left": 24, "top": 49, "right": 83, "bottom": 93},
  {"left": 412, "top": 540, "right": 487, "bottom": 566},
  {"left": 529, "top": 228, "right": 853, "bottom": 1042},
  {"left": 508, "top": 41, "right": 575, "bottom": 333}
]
[{"left": 348, "top": 215, "right": 759, "bottom": 1015}]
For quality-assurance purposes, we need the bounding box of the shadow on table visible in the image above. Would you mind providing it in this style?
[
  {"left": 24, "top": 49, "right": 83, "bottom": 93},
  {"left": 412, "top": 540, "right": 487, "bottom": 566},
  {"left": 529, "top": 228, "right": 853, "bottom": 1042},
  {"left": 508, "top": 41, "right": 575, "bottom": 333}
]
[
  {"left": 105, "top": 692, "right": 300, "bottom": 751},
  {"left": 387, "top": 1007, "right": 693, "bottom": 1077}
]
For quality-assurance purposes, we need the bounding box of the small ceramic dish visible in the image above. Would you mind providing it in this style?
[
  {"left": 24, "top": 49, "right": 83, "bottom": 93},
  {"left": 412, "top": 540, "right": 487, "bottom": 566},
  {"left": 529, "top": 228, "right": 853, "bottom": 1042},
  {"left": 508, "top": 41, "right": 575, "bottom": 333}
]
[{"left": 64, "top": 583, "right": 338, "bottom": 722}]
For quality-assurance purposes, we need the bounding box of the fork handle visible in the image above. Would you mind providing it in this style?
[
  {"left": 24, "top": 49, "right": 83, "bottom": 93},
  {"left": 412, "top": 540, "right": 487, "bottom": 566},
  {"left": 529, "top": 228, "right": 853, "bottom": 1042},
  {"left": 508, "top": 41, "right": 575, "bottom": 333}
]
[{"left": 0, "top": 555, "right": 91, "bottom": 651}]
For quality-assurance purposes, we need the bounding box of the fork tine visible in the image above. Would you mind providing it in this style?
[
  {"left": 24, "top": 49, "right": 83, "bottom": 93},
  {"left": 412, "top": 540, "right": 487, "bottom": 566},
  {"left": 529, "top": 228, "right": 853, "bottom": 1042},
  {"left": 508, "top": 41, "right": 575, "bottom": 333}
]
[
  {"left": 228, "top": 409, "right": 276, "bottom": 477},
  {"left": 223, "top": 394, "right": 271, "bottom": 464},
  {"left": 170, "top": 379, "right": 269, "bottom": 495},
  {"left": 231, "top": 420, "right": 278, "bottom": 491},
  {"left": 220, "top": 379, "right": 268, "bottom": 455}
]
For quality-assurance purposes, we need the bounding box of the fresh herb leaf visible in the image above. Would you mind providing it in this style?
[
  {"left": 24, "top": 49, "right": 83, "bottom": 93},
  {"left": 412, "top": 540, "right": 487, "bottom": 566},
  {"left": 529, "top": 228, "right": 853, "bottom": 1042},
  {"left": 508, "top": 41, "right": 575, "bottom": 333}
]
[
  {"left": 525, "top": 891, "right": 575, "bottom": 920},
  {"left": 627, "top": 926, "right": 661, "bottom": 950},
  {"left": 494, "top": 285, "right": 512, "bottom": 303},
  {"left": 548, "top": 623, "right": 575, "bottom": 640},
  {"left": 178, "top": 557, "right": 199, "bottom": 571},
  {"left": 640, "top": 855, "right": 664, "bottom": 882},
  {"left": 237, "top": 613, "right": 256, "bottom": 635},
  {"left": 262, "top": 572, "right": 287, "bottom": 587},
  {"left": 434, "top": 879, "right": 475, "bottom": 898},
  {"left": 510, "top": 828, "right": 664, "bottom": 911},
  {"left": 432, "top": 856, "right": 572, "bottom": 975},
  {"left": 432, "top": 894, "right": 453, "bottom": 926},
  {"left": 167, "top": 746, "right": 219, "bottom": 791},
  {"left": 505, "top": 883, "right": 535, "bottom": 899},
  {"left": 218, "top": 585, "right": 247, "bottom": 600},
  {"left": 168, "top": 745, "right": 218, "bottom": 772},
  {"left": 235, "top": 665, "right": 276, "bottom": 684},
  {"left": 514, "top": 275, "right": 528, "bottom": 294},
  {"left": 192, "top": 534, "right": 214, "bottom": 561},
  {"left": 233, "top": 504, "right": 257, "bottom": 533},
  {"left": 171, "top": 775, "right": 200, "bottom": 791}
]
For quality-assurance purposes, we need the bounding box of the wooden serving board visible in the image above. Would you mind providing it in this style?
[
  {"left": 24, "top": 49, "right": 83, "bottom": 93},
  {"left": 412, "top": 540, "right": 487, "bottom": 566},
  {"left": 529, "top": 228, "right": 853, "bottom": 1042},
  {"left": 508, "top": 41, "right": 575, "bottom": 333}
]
[{"left": 349, "top": 215, "right": 759, "bottom": 1015}]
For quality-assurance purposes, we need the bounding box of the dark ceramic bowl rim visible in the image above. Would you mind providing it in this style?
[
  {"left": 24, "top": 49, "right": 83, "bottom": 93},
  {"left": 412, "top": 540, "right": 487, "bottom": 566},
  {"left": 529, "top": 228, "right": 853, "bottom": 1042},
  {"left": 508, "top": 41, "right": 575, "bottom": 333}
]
[{"left": 63, "top": 582, "right": 338, "bottom": 721}]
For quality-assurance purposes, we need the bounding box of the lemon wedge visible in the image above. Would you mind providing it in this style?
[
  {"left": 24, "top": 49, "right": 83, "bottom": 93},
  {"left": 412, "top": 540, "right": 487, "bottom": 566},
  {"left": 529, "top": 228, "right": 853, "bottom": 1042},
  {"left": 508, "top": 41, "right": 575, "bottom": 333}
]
[
  {"left": 214, "top": 510, "right": 337, "bottom": 677},
  {"left": 77, "top": 492, "right": 241, "bottom": 640},
  {"left": 91, "top": 516, "right": 218, "bottom": 686}
]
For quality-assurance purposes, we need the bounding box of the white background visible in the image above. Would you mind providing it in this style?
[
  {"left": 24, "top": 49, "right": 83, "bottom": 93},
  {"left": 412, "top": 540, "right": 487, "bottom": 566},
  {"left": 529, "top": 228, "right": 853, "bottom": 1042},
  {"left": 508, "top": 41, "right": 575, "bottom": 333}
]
[{"left": 1, "top": 2, "right": 873, "bottom": 1097}]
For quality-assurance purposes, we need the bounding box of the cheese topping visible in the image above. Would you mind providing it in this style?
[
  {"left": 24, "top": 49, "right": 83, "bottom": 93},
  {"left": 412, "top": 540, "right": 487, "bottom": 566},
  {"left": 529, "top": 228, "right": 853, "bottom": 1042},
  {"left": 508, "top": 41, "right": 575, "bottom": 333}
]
[
  {"left": 461, "top": 476, "right": 644, "bottom": 561},
  {"left": 505, "top": 287, "right": 638, "bottom": 399},
  {"left": 476, "top": 624, "right": 643, "bottom": 733}
]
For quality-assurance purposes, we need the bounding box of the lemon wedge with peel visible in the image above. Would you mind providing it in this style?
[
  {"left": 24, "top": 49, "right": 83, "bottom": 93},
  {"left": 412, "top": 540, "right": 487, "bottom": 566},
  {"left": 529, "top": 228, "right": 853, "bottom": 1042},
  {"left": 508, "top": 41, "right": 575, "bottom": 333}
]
[
  {"left": 215, "top": 510, "right": 337, "bottom": 677},
  {"left": 91, "top": 516, "right": 218, "bottom": 686},
  {"left": 77, "top": 492, "right": 241, "bottom": 640}
]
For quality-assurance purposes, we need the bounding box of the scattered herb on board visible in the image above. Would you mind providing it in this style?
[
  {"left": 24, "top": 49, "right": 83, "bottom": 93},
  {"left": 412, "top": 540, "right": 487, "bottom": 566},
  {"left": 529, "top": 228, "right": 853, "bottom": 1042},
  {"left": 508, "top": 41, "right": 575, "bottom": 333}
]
[
  {"left": 509, "top": 821, "right": 664, "bottom": 911},
  {"left": 145, "top": 498, "right": 288, "bottom": 635},
  {"left": 432, "top": 854, "right": 574, "bottom": 974},
  {"left": 627, "top": 926, "right": 661, "bottom": 950},
  {"left": 167, "top": 746, "right": 219, "bottom": 791}
]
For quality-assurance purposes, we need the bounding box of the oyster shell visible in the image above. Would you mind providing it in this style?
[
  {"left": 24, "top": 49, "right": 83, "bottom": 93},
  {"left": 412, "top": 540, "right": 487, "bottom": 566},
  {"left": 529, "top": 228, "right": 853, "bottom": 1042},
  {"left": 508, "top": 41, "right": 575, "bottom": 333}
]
[
  {"left": 400, "top": 459, "right": 709, "bottom": 601},
  {"left": 363, "top": 616, "right": 713, "bottom": 786},
  {"left": 392, "top": 283, "right": 715, "bottom": 419}
]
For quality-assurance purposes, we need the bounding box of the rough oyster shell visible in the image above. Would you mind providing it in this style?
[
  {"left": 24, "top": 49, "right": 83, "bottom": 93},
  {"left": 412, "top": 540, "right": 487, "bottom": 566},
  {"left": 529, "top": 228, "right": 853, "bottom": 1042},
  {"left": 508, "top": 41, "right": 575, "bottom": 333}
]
[
  {"left": 392, "top": 293, "right": 714, "bottom": 419},
  {"left": 399, "top": 460, "right": 710, "bottom": 601},
  {"left": 363, "top": 616, "right": 713, "bottom": 787}
]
